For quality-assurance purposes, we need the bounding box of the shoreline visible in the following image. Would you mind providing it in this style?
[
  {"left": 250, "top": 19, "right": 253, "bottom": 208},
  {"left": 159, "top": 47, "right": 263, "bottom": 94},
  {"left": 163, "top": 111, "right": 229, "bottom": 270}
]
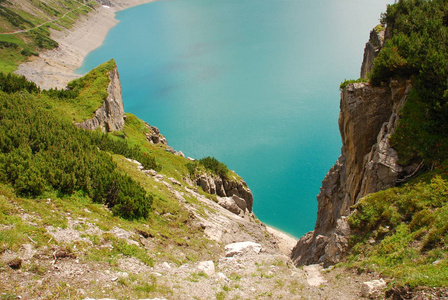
[
  {"left": 14, "top": 0, "right": 300, "bottom": 255},
  {"left": 15, "top": 0, "right": 156, "bottom": 90},
  {"left": 266, "top": 225, "right": 298, "bottom": 256}
]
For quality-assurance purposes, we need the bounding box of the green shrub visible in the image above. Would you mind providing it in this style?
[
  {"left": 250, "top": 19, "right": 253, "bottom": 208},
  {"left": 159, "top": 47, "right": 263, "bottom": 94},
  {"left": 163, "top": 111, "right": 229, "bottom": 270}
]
[
  {"left": 369, "top": 0, "right": 448, "bottom": 165},
  {"left": 0, "top": 72, "right": 40, "bottom": 93},
  {"left": 347, "top": 171, "right": 448, "bottom": 287},
  {"left": 339, "top": 78, "right": 368, "bottom": 90},
  {"left": 0, "top": 86, "right": 152, "bottom": 219},
  {"left": 198, "top": 156, "right": 229, "bottom": 178}
]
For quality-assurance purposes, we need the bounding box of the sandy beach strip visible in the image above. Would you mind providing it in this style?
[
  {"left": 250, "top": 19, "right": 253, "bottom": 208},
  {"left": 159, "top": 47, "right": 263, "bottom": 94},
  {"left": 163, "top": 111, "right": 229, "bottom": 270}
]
[
  {"left": 15, "top": 0, "right": 156, "bottom": 90},
  {"left": 266, "top": 225, "right": 298, "bottom": 256}
]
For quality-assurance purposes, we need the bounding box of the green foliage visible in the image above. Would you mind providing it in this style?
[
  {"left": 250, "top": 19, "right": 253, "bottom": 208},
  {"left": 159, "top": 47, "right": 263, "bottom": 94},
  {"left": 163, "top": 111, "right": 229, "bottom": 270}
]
[
  {"left": 55, "top": 59, "right": 116, "bottom": 122},
  {"left": 0, "top": 80, "right": 154, "bottom": 220},
  {"left": 339, "top": 78, "right": 368, "bottom": 90},
  {"left": 198, "top": 156, "right": 229, "bottom": 178},
  {"left": 24, "top": 26, "right": 58, "bottom": 49},
  {"left": 347, "top": 167, "right": 448, "bottom": 287},
  {"left": 91, "top": 132, "right": 160, "bottom": 171},
  {"left": 369, "top": 0, "right": 448, "bottom": 164},
  {"left": 0, "top": 71, "right": 40, "bottom": 93},
  {"left": 0, "top": 5, "right": 35, "bottom": 29}
]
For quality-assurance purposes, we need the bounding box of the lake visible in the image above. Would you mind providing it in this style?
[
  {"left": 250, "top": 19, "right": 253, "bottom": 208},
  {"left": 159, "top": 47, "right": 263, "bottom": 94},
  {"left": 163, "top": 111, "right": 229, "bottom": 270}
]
[{"left": 78, "top": 0, "right": 392, "bottom": 237}]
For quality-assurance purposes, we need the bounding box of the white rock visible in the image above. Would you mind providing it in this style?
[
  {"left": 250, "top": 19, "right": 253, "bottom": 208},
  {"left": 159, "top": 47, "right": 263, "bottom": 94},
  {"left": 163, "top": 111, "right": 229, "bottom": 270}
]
[
  {"left": 224, "top": 241, "right": 262, "bottom": 257},
  {"left": 197, "top": 260, "right": 215, "bottom": 276},
  {"left": 216, "top": 272, "right": 228, "bottom": 281},
  {"left": 361, "top": 279, "right": 386, "bottom": 298},
  {"left": 163, "top": 262, "right": 172, "bottom": 269},
  {"left": 168, "top": 177, "right": 182, "bottom": 186}
]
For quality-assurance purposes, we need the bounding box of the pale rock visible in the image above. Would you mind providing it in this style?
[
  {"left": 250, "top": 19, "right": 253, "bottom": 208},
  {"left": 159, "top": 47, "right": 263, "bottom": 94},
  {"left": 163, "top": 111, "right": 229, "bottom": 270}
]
[
  {"left": 218, "top": 197, "right": 242, "bottom": 215},
  {"left": 303, "top": 264, "right": 327, "bottom": 287},
  {"left": 168, "top": 177, "right": 182, "bottom": 186},
  {"left": 154, "top": 174, "right": 164, "bottom": 181},
  {"left": 224, "top": 241, "right": 262, "bottom": 257},
  {"left": 197, "top": 260, "right": 215, "bottom": 276},
  {"left": 216, "top": 272, "right": 228, "bottom": 281},
  {"left": 361, "top": 279, "right": 386, "bottom": 298}
]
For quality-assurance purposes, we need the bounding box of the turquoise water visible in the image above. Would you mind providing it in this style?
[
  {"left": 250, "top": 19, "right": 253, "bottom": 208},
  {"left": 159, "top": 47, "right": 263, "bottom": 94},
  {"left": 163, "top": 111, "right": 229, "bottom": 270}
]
[{"left": 78, "top": 0, "right": 391, "bottom": 238}]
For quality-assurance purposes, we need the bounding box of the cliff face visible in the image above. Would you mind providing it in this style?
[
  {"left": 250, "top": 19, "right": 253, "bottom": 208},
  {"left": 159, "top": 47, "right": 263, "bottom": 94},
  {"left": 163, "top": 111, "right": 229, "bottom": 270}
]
[
  {"left": 360, "top": 28, "right": 385, "bottom": 79},
  {"left": 291, "top": 31, "right": 419, "bottom": 266},
  {"left": 75, "top": 66, "right": 125, "bottom": 133}
]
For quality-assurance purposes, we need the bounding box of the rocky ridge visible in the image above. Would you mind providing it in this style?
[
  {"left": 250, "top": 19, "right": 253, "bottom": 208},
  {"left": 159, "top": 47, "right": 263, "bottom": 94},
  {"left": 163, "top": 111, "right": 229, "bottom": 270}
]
[
  {"left": 75, "top": 65, "right": 125, "bottom": 132},
  {"left": 291, "top": 29, "right": 420, "bottom": 267}
]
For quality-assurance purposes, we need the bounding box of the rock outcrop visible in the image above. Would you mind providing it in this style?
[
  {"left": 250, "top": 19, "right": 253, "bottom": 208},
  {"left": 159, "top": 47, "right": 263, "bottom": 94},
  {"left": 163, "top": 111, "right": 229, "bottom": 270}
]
[
  {"left": 196, "top": 173, "right": 254, "bottom": 213},
  {"left": 144, "top": 123, "right": 168, "bottom": 145},
  {"left": 360, "top": 27, "right": 385, "bottom": 79},
  {"left": 75, "top": 65, "right": 125, "bottom": 133},
  {"left": 291, "top": 28, "right": 421, "bottom": 266}
]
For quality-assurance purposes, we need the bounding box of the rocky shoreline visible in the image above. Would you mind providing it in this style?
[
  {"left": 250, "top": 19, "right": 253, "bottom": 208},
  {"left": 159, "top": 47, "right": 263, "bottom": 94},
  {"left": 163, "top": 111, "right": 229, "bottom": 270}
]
[{"left": 15, "top": 0, "right": 156, "bottom": 90}]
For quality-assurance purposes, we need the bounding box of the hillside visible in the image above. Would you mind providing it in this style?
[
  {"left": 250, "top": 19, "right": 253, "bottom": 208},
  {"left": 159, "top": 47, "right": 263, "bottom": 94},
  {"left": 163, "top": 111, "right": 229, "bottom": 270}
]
[
  {"left": 0, "top": 59, "right": 390, "bottom": 299},
  {"left": 2, "top": 0, "right": 448, "bottom": 299}
]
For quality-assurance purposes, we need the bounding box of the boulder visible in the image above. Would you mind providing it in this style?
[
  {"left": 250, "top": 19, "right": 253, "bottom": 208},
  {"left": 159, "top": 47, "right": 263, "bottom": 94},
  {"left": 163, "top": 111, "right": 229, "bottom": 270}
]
[
  {"left": 361, "top": 279, "right": 386, "bottom": 298},
  {"left": 224, "top": 241, "right": 262, "bottom": 257},
  {"left": 218, "top": 197, "right": 242, "bottom": 215},
  {"left": 197, "top": 261, "right": 215, "bottom": 276}
]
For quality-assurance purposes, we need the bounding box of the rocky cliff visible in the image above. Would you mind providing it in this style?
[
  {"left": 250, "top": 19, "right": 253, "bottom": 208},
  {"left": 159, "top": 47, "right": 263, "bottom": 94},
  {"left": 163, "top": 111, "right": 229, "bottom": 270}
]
[
  {"left": 291, "top": 30, "right": 420, "bottom": 267},
  {"left": 360, "top": 28, "right": 385, "bottom": 79},
  {"left": 75, "top": 65, "right": 125, "bottom": 133}
]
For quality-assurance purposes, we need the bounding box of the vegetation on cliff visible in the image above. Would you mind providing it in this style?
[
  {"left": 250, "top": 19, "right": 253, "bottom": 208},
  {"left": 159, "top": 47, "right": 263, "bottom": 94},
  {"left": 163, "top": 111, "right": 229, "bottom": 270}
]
[
  {"left": 345, "top": 0, "right": 448, "bottom": 292},
  {"left": 0, "top": 70, "right": 157, "bottom": 219},
  {"left": 369, "top": 0, "right": 448, "bottom": 165}
]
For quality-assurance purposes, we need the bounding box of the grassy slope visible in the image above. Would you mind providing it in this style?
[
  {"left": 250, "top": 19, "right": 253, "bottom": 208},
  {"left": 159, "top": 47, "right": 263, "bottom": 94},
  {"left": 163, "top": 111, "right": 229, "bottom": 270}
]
[{"left": 0, "top": 66, "right": 222, "bottom": 298}]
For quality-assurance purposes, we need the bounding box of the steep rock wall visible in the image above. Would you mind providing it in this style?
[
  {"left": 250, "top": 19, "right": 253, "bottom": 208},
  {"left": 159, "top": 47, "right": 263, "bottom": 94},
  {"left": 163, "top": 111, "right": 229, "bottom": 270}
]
[
  {"left": 75, "top": 66, "right": 125, "bottom": 132},
  {"left": 291, "top": 79, "right": 417, "bottom": 266},
  {"left": 360, "top": 28, "right": 385, "bottom": 79},
  {"left": 291, "top": 27, "right": 422, "bottom": 265}
]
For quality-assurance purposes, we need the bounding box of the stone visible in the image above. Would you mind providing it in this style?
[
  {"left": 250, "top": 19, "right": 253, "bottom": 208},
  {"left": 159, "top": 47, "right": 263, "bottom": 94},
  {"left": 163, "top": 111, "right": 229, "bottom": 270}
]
[
  {"left": 218, "top": 197, "right": 242, "bottom": 215},
  {"left": 197, "top": 260, "right": 215, "bottom": 276},
  {"left": 231, "top": 195, "right": 247, "bottom": 212},
  {"left": 224, "top": 241, "right": 262, "bottom": 257},
  {"left": 361, "top": 279, "right": 386, "bottom": 298},
  {"left": 168, "top": 178, "right": 182, "bottom": 186}
]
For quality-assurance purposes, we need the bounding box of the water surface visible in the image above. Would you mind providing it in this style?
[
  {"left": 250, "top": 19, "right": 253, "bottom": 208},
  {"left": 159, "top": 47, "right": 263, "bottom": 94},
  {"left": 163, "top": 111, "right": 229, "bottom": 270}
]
[{"left": 79, "top": 0, "right": 392, "bottom": 237}]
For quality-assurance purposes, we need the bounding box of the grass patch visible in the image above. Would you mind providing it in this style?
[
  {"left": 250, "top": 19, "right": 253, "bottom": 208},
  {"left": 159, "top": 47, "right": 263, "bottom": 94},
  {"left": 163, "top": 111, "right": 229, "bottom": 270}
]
[
  {"left": 347, "top": 166, "right": 448, "bottom": 288},
  {"left": 339, "top": 78, "right": 368, "bottom": 90}
]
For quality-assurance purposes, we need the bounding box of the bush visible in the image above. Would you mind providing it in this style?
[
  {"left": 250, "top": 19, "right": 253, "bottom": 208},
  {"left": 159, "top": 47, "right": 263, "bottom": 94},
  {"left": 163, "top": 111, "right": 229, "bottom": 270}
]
[
  {"left": 370, "top": 0, "right": 448, "bottom": 165},
  {"left": 0, "top": 89, "right": 152, "bottom": 219},
  {"left": 198, "top": 156, "right": 229, "bottom": 178},
  {"left": 0, "top": 72, "right": 40, "bottom": 94}
]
